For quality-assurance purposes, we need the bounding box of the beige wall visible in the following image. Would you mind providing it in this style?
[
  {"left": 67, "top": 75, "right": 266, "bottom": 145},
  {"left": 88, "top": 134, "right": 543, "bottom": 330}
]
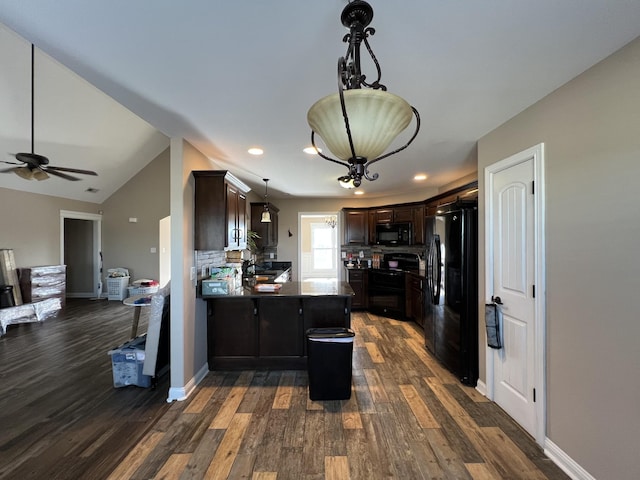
[
  {"left": 0, "top": 187, "right": 100, "bottom": 267},
  {"left": 477, "top": 35, "right": 640, "bottom": 480},
  {"left": 101, "top": 147, "right": 170, "bottom": 281},
  {"left": 168, "top": 138, "right": 219, "bottom": 400}
]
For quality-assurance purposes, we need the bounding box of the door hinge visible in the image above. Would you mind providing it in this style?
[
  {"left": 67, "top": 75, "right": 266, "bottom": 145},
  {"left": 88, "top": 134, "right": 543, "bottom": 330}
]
[
  {"left": 532, "top": 285, "right": 535, "bottom": 298},
  {"left": 533, "top": 388, "right": 536, "bottom": 402},
  {"left": 532, "top": 180, "right": 535, "bottom": 194}
]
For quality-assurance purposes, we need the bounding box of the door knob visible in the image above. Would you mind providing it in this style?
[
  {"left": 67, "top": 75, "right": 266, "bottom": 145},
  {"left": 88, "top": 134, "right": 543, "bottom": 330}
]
[{"left": 492, "top": 295, "right": 503, "bottom": 305}]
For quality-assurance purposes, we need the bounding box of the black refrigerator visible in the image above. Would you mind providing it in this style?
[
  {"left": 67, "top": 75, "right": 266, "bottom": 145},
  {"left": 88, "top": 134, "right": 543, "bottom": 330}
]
[{"left": 424, "top": 200, "right": 478, "bottom": 386}]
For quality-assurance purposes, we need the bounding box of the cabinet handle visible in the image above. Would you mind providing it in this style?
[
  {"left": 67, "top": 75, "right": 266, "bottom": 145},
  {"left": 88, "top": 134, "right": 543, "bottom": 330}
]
[{"left": 237, "top": 229, "right": 244, "bottom": 240}]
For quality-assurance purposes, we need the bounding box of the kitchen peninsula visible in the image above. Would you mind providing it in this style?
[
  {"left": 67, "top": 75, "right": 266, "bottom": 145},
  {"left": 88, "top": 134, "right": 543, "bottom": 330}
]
[{"left": 201, "top": 280, "right": 354, "bottom": 370}]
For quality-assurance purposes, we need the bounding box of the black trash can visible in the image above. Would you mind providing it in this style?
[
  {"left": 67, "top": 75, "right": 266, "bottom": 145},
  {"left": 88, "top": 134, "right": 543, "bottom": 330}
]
[
  {"left": 0, "top": 285, "right": 15, "bottom": 309},
  {"left": 306, "top": 327, "right": 355, "bottom": 401}
]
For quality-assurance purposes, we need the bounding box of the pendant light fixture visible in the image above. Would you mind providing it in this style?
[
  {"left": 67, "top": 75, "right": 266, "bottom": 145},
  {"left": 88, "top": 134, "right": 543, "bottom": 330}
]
[
  {"left": 307, "top": 0, "right": 420, "bottom": 187},
  {"left": 261, "top": 178, "right": 272, "bottom": 223}
]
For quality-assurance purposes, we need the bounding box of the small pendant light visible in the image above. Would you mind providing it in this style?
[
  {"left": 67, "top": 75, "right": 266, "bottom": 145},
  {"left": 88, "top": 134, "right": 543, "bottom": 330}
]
[{"left": 261, "top": 178, "right": 271, "bottom": 223}]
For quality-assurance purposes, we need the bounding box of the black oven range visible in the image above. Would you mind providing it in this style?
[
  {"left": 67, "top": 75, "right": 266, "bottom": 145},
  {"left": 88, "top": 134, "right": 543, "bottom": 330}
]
[{"left": 368, "top": 252, "right": 419, "bottom": 319}]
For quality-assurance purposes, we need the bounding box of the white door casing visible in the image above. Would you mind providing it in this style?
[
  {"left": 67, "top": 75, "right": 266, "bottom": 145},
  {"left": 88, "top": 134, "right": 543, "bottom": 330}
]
[
  {"left": 298, "top": 212, "right": 340, "bottom": 282},
  {"left": 484, "top": 143, "right": 546, "bottom": 446},
  {"left": 159, "top": 216, "right": 171, "bottom": 288}
]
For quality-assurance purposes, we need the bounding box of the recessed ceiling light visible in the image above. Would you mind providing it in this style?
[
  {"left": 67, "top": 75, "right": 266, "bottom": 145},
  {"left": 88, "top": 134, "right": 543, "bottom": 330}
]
[
  {"left": 303, "top": 146, "right": 321, "bottom": 155},
  {"left": 248, "top": 147, "right": 264, "bottom": 155},
  {"left": 85, "top": 188, "right": 99, "bottom": 193},
  {"left": 414, "top": 173, "right": 427, "bottom": 181}
]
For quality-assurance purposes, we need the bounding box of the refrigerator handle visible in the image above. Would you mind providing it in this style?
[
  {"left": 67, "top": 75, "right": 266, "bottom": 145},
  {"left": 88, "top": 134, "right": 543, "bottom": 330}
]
[
  {"left": 434, "top": 235, "right": 442, "bottom": 301},
  {"left": 427, "top": 234, "right": 441, "bottom": 304}
]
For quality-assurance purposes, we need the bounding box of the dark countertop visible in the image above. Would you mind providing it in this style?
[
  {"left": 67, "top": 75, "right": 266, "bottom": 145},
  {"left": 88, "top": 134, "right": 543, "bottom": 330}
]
[
  {"left": 201, "top": 280, "right": 354, "bottom": 298},
  {"left": 344, "top": 265, "right": 426, "bottom": 279},
  {"left": 344, "top": 264, "right": 369, "bottom": 270},
  {"left": 253, "top": 261, "right": 292, "bottom": 272}
]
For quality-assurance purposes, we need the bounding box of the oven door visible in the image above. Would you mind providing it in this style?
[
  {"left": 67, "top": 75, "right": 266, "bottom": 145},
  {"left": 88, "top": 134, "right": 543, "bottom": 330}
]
[{"left": 368, "top": 270, "right": 405, "bottom": 319}]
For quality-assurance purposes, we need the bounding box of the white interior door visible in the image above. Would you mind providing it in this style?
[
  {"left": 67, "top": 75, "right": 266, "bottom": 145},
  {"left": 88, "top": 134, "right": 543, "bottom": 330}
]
[{"left": 485, "top": 144, "right": 545, "bottom": 444}]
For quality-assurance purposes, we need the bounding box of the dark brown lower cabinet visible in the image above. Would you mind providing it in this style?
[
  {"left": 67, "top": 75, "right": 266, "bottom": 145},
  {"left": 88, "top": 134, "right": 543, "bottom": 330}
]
[
  {"left": 405, "top": 273, "right": 425, "bottom": 328},
  {"left": 302, "top": 296, "right": 351, "bottom": 330},
  {"left": 345, "top": 269, "right": 368, "bottom": 309},
  {"left": 207, "top": 298, "right": 257, "bottom": 358},
  {"left": 207, "top": 295, "right": 351, "bottom": 369},
  {"left": 258, "top": 297, "right": 303, "bottom": 357}
]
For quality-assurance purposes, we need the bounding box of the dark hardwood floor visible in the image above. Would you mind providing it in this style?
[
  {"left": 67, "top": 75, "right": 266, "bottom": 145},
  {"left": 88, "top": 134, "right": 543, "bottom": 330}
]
[{"left": 0, "top": 299, "right": 569, "bottom": 479}]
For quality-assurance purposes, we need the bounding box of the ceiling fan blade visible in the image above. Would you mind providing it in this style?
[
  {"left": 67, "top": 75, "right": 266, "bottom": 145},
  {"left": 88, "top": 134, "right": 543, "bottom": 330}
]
[
  {"left": 1, "top": 167, "right": 19, "bottom": 173},
  {"left": 2, "top": 159, "right": 23, "bottom": 166},
  {"left": 46, "top": 165, "right": 98, "bottom": 176},
  {"left": 45, "top": 169, "right": 81, "bottom": 181}
]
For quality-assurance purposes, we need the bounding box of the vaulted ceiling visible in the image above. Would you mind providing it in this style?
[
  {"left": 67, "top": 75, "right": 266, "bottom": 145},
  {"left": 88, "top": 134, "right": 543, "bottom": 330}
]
[{"left": 1, "top": 1, "right": 640, "bottom": 202}]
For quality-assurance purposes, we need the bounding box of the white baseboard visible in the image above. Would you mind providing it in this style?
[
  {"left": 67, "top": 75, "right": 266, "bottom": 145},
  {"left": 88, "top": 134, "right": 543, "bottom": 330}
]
[
  {"left": 544, "top": 438, "right": 595, "bottom": 480},
  {"left": 475, "top": 379, "right": 487, "bottom": 397},
  {"left": 166, "top": 363, "right": 209, "bottom": 403}
]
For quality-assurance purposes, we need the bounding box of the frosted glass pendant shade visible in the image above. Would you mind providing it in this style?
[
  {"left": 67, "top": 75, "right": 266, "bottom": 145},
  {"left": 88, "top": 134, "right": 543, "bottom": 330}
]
[
  {"left": 261, "top": 210, "right": 272, "bottom": 223},
  {"left": 307, "top": 89, "right": 413, "bottom": 161},
  {"left": 338, "top": 177, "right": 355, "bottom": 189}
]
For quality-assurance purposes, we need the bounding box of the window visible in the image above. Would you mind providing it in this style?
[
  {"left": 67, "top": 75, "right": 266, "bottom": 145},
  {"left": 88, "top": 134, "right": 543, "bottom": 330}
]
[
  {"left": 312, "top": 223, "right": 335, "bottom": 270},
  {"left": 299, "top": 213, "right": 339, "bottom": 282}
]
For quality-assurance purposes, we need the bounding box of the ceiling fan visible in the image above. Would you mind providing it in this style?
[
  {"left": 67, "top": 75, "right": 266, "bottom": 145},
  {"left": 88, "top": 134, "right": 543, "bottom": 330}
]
[{"left": 1, "top": 44, "right": 98, "bottom": 182}]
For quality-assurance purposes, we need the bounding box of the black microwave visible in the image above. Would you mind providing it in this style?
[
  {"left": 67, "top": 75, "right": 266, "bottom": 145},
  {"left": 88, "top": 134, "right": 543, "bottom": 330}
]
[{"left": 375, "top": 222, "right": 412, "bottom": 245}]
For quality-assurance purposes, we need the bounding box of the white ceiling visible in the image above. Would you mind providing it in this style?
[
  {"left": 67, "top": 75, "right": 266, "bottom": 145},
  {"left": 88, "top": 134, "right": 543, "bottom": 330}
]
[{"left": 1, "top": 1, "right": 640, "bottom": 202}]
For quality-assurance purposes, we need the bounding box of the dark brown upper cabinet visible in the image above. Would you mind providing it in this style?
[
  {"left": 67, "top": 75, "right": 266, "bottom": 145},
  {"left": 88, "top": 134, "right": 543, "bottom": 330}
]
[
  {"left": 193, "top": 170, "right": 250, "bottom": 251},
  {"left": 343, "top": 209, "right": 368, "bottom": 245}
]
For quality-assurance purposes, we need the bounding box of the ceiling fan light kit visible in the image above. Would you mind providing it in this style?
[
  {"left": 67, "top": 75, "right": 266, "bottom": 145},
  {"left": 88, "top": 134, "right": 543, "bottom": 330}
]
[
  {"left": 17, "top": 166, "right": 48, "bottom": 181},
  {"left": 1, "top": 44, "right": 98, "bottom": 182},
  {"left": 307, "top": 0, "right": 420, "bottom": 188}
]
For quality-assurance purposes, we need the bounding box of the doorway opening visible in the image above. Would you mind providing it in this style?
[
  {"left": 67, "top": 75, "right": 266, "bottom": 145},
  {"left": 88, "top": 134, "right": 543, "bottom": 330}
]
[
  {"left": 60, "top": 210, "right": 102, "bottom": 298},
  {"left": 299, "top": 213, "right": 339, "bottom": 283}
]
